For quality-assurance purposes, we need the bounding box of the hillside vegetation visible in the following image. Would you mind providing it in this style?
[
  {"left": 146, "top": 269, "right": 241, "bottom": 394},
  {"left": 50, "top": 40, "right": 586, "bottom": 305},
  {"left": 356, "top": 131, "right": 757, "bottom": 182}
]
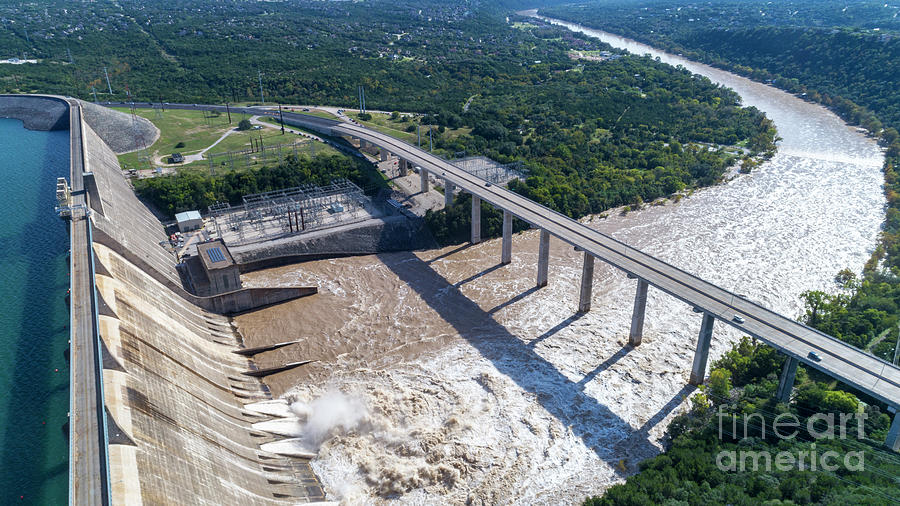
[{"left": 1, "top": 0, "right": 774, "bottom": 228}]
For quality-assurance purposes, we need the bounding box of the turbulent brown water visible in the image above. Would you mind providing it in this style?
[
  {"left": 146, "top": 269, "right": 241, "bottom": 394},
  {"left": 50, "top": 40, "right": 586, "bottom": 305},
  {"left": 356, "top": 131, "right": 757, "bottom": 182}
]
[{"left": 236, "top": 15, "right": 886, "bottom": 505}]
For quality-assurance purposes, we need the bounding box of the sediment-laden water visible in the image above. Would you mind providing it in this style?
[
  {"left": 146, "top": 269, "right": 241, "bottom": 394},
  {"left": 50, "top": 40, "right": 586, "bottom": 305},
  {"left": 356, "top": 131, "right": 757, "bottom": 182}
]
[
  {"left": 0, "top": 118, "right": 70, "bottom": 504},
  {"left": 236, "top": 17, "right": 886, "bottom": 504}
]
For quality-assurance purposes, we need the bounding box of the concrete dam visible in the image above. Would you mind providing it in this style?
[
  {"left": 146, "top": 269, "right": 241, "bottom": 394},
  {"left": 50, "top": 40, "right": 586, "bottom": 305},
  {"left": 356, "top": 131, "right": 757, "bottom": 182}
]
[{"left": 0, "top": 95, "right": 327, "bottom": 504}]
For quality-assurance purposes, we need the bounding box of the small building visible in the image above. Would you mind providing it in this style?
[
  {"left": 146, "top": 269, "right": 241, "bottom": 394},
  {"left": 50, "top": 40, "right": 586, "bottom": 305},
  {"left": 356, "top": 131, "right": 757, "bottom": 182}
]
[
  {"left": 170, "top": 153, "right": 184, "bottom": 164},
  {"left": 175, "top": 210, "right": 203, "bottom": 232},
  {"left": 186, "top": 239, "right": 242, "bottom": 296}
]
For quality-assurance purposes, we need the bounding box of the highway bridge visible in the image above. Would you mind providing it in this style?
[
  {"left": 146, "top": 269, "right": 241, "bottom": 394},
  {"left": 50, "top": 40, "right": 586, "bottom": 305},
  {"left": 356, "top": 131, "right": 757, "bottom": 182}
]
[{"left": 108, "top": 101, "right": 900, "bottom": 451}]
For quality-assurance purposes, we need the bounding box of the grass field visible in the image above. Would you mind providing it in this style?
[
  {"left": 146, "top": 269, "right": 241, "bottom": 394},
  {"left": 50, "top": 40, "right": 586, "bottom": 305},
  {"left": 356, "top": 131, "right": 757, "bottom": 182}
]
[{"left": 116, "top": 108, "right": 337, "bottom": 171}]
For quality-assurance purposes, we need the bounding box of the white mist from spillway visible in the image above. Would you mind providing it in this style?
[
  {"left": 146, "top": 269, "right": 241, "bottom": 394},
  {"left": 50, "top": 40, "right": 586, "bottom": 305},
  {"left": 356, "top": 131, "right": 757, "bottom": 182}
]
[
  {"left": 243, "top": 18, "right": 886, "bottom": 506},
  {"left": 291, "top": 390, "right": 370, "bottom": 449}
]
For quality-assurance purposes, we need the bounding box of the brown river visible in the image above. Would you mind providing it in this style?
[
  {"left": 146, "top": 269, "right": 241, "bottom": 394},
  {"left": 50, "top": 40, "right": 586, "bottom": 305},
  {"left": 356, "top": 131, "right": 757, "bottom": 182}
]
[{"left": 235, "top": 14, "right": 886, "bottom": 505}]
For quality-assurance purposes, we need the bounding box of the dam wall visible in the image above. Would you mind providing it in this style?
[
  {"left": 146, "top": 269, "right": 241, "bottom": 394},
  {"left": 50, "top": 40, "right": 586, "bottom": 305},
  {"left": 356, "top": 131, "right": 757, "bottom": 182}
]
[
  {"left": 74, "top": 101, "right": 326, "bottom": 503},
  {"left": 94, "top": 243, "right": 324, "bottom": 504}
]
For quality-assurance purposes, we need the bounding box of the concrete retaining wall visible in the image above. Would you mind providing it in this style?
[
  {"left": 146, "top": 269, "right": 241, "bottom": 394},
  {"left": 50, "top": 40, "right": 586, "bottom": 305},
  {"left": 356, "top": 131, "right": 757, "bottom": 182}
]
[
  {"left": 233, "top": 215, "right": 434, "bottom": 271},
  {"left": 0, "top": 94, "right": 69, "bottom": 130},
  {"left": 206, "top": 287, "right": 318, "bottom": 314}
]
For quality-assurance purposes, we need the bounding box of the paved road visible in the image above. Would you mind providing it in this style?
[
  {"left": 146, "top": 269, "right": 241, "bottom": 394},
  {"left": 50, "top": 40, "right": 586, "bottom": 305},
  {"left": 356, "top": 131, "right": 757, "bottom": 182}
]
[
  {"left": 67, "top": 99, "right": 108, "bottom": 505},
  {"left": 106, "top": 101, "right": 900, "bottom": 409}
]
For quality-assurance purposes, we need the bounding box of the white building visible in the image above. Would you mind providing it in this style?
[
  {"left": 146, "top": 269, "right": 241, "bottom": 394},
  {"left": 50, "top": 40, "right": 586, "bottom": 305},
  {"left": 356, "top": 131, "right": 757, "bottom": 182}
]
[{"left": 175, "top": 210, "right": 203, "bottom": 233}]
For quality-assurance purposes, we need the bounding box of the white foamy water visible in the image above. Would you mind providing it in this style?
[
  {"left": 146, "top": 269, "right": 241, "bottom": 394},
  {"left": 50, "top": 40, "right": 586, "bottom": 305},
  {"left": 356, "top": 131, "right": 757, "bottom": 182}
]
[{"left": 242, "top": 16, "right": 886, "bottom": 505}]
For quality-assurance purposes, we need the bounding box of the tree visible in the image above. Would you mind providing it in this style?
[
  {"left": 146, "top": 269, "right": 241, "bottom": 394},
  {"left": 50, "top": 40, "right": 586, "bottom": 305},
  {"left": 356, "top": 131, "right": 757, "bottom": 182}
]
[
  {"left": 707, "top": 368, "right": 733, "bottom": 402},
  {"left": 237, "top": 118, "right": 252, "bottom": 131}
]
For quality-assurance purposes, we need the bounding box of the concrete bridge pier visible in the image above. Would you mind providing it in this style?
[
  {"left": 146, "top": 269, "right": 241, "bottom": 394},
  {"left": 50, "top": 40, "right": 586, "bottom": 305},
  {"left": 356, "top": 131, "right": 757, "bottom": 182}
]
[
  {"left": 577, "top": 252, "right": 595, "bottom": 313},
  {"left": 690, "top": 313, "right": 715, "bottom": 385},
  {"left": 500, "top": 210, "right": 512, "bottom": 265},
  {"left": 420, "top": 167, "right": 429, "bottom": 192},
  {"left": 886, "top": 411, "right": 900, "bottom": 452},
  {"left": 380, "top": 150, "right": 389, "bottom": 162},
  {"left": 471, "top": 196, "right": 481, "bottom": 244},
  {"left": 444, "top": 181, "right": 454, "bottom": 207},
  {"left": 536, "top": 229, "right": 550, "bottom": 287},
  {"left": 399, "top": 158, "right": 409, "bottom": 177},
  {"left": 776, "top": 355, "right": 799, "bottom": 403},
  {"left": 629, "top": 279, "right": 649, "bottom": 346},
  {"left": 501, "top": 211, "right": 512, "bottom": 264}
]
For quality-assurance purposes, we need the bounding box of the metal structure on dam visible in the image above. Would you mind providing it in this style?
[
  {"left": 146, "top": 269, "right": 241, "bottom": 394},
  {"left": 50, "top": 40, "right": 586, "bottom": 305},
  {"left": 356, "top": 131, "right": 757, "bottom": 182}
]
[{"left": 5, "top": 93, "right": 897, "bottom": 504}]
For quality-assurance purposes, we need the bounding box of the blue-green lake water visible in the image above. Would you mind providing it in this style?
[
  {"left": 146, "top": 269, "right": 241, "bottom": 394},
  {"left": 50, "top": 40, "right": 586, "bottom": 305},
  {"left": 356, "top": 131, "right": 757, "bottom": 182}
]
[{"left": 0, "top": 118, "right": 70, "bottom": 504}]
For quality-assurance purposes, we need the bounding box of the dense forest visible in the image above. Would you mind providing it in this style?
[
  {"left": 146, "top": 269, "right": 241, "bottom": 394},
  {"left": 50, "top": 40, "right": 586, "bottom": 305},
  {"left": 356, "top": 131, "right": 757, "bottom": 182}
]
[
  {"left": 543, "top": 1, "right": 900, "bottom": 132},
  {"left": 585, "top": 336, "right": 900, "bottom": 504},
  {"left": 537, "top": 2, "right": 900, "bottom": 503},
  {"left": 20, "top": 0, "right": 777, "bottom": 225}
]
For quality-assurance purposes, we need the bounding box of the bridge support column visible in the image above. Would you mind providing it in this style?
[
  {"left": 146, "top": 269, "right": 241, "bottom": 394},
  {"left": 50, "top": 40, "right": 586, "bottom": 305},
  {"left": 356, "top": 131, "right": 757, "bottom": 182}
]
[
  {"left": 776, "top": 356, "right": 799, "bottom": 403},
  {"left": 690, "top": 313, "right": 715, "bottom": 385},
  {"left": 380, "top": 150, "right": 389, "bottom": 162},
  {"left": 471, "top": 196, "right": 481, "bottom": 244},
  {"left": 577, "top": 253, "right": 595, "bottom": 313},
  {"left": 887, "top": 411, "right": 900, "bottom": 452},
  {"left": 444, "top": 181, "right": 454, "bottom": 207},
  {"left": 399, "top": 159, "right": 408, "bottom": 177},
  {"left": 501, "top": 211, "right": 512, "bottom": 265},
  {"left": 629, "top": 279, "right": 649, "bottom": 346},
  {"left": 536, "top": 229, "right": 550, "bottom": 287},
  {"left": 420, "top": 167, "right": 429, "bottom": 192}
]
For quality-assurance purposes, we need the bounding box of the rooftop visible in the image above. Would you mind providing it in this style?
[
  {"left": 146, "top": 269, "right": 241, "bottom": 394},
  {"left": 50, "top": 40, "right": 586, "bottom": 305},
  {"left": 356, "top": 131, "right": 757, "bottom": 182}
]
[
  {"left": 196, "top": 239, "right": 234, "bottom": 270},
  {"left": 175, "top": 210, "right": 202, "bottom": 223}
]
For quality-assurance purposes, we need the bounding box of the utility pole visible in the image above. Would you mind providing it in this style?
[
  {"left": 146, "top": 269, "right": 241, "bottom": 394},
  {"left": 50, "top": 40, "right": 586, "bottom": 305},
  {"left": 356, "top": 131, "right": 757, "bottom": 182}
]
[
  {"left": 225, "top": 102, "right": 232, "bottom": 124},
  {"left": 258, "top": 70, "right": 265, "bottom": 105},
  {"left": 278, "top": 104, "right": 285, "bottom": 135},
  {"left": 103, "top": 67, "right": 113, "bottom": 95},
  {"left": 429, "top": 127, "right": 433, "bottom": 152},
  {"left": 91, "top": 86, "right": 98, "bottom": 103},
  {"left": 417, "top": 125, "right": 421, "bottom": 147},
  {"left": 893, "top": 333, "right": 900, "bottom": 366},
  {"left": 358, "top": 85, "right": 366, "bottom": 114},
  {"left": 66, "top": 47, "right": 73, "bottom": 64}
]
